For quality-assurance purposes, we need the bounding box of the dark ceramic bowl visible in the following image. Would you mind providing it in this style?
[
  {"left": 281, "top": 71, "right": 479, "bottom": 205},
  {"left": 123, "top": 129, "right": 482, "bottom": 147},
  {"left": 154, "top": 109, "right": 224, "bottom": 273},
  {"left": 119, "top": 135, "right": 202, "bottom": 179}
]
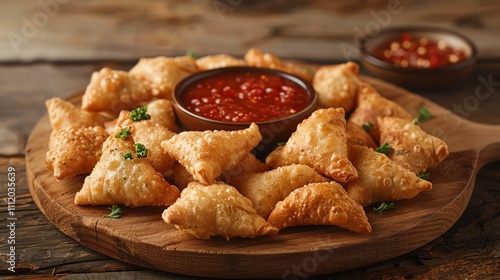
[
  {"left": 360, "top": 26, "right": 477, "bottom": 88},
  {"left": 171, "top": 66, "right": 318, "bottom": 146}
]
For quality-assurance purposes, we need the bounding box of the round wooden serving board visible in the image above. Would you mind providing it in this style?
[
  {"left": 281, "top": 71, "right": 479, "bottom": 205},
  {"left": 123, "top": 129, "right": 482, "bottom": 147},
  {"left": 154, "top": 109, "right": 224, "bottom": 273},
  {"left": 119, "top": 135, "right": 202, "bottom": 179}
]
[{"left": 26, "top": 76, "right": 500, "bottom": 279}]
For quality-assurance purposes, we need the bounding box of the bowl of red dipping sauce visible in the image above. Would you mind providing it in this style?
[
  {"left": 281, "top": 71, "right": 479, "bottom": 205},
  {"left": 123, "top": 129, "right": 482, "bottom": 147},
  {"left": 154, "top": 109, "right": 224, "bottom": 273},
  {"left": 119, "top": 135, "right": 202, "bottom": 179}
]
[
  {"left": 360, "top": 26, "right": 477, "bottom": 88},
  {"left": 172, "top": 66, "right": 318, "bottom": 145}
]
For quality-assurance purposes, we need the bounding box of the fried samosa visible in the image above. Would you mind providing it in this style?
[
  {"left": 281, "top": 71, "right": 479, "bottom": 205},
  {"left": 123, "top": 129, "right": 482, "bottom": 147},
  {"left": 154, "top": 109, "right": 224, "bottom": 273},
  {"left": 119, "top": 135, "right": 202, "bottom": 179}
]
[
  {"left": 46, "top": 97, "right": 108, "bottom": 130},
  {"left": 244, "top": 48, "right": 314, "bottom": 82},
  {"left": 162, "top": 181, "right": 278, "bottom": 240},
  {"left": 378, "top": 116, "right": 449, "bottom": 174},
  {"left": 313, "top": 62, "right": 361, "bottom": 112},
  {"left": 74, "top": 135, "right": 180, "bottom": 207},
  {"left": 196, "top": 54, "right": 247, "bottom": 70},
  {"left": 129, "top": 55, "right": 198, "bottom": 99},
  {"left": 46, "top": 125, "right": 108, "bottom": 180},
  {"left": 344, "top": 145, "right": 432, "bottom": 207},
  {"left": 348, "top": 83, "right": 413, "bottom": 142},
  {"left": 231, "top": 164, "right": 329, "bottom": 219},
  {"left": 161, "top": 123, "right": 262, "bottom": 185},
  {"left": 82, "top": 67, "right": 152, "bottom": 113},
  {"left": 267, "top": 181, "right": 372, "bottom": 234},
  {"left": 266, "top": 108, "right": 358, "bottom": 182}
]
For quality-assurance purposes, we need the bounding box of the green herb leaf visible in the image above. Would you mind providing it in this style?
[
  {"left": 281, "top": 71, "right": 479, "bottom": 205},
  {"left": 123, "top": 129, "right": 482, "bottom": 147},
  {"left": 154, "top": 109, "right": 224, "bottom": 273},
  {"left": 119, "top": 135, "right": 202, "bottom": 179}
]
[
  {"left": 130, "top": 106, "right": 151, "bottom": 122},
  {"left": 115, "top": 126, "right": 131, "bottom": 140},
  {"left": 362, "top": 122, "right": 374, "bottom": 133},
  {"left": 416, "top": 106, "right": 432, "bottom": 123},
  {"left": 418, "top": 173, "right": 430, "bottom": 180},
  {"left": 276, "top": 142, "right": 286, "bottom": 147},
  {"left": 186, "top": 50, "right": 198, "bottom": 59},
  {"left": 104, "top": 205, "right": 122, "bottom": 219},
  {"left": 374, "top": 202, "right": 395, "bottom": 214},
  {"left": 134, "top": 143, "right": 148, "bottom": 158},
  {"left": 375, "top": 142, "right": 394, "bottom": 156},
  {"left": 122, "top": 152, "right": 134, "bottom": 160}
]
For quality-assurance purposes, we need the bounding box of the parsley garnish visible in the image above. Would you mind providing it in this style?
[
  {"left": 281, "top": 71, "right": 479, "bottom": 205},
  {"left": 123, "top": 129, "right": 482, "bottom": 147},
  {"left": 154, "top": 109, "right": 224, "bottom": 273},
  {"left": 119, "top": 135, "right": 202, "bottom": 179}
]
[
  {"left": 186, "top": 50, "right": 198, "bottom": 59},
  {"left": 115, "top": 127, "right": 131, "bottom": 140},
  {"left": 134, "top": 143, "right": 148, "bottom": 158},
  {"left": 375, "top": 142, "right": 394, "bottom": 156},
  {"left": 418, "top": 173, "right": 430, "bottom": 180},
  {"left": 122, "top": 152, "right": 133, "bottom": 160},
  {"left": 362, "top": 122, "right": 374, "bottom": 133},
  {"left": 104, "top": 205, "right": 122, "bottom": 219},
  {"left": 130, "top": 106, "right": 150, "bottom": 122},
  {"left": 413, "top": 106, "right": 432, "bottom": 124},
  {"left": 374, "top": 202, "right": 395, "bottom": 214}
]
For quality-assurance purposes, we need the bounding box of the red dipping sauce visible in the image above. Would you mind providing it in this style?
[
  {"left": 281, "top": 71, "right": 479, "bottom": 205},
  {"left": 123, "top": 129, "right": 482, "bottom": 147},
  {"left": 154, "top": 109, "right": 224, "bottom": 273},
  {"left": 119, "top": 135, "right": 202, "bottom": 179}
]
[
  {"left": 372, "top": 32, "right": 467, "bottom": 68},
  {"left": 181, "top": 70, "right": 309, "bottom": 123}
]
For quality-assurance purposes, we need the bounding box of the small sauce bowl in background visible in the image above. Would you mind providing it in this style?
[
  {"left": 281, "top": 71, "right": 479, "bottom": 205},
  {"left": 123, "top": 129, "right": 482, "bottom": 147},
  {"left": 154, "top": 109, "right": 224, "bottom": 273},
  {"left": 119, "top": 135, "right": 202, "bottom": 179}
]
[
  {"left": 171, "top": 66, "right": 318, "bottom": 151},
  {"left": 359, "top": 26, "right": 477, "bottom": 89}
]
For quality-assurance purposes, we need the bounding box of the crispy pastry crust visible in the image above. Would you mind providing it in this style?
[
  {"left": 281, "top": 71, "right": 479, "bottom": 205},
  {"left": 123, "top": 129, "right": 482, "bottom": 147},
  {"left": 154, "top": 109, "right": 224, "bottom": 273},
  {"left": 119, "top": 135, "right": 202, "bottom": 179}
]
[
  {"left": 74, "top": 136, "right": 180, "bottom": 206},
  {"left": 344, "top": 145, "right": 432, "bottom": 207},
  {"left": 266, "top": 108, "right": 358, "bottom": 183},
  {"left": 162, "top": 181, "right": 278, "bottom": 240},
  {"left": 267, "top": 181, "right": 372, "bottom": 234}
]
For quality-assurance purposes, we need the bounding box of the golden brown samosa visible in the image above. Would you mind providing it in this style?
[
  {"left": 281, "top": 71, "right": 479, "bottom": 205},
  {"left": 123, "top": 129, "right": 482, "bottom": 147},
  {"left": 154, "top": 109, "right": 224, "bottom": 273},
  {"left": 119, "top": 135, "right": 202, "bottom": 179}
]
[
  {"left": 313, "top": 62, "right": 361, "bottom": 112},
  {"left": 46, "top": 125, "right": 108, "bottom": 180},
  {"left": 267, "top": 181, "right": 372, "bottom": 234},
  {"left": 162, "top": 181, "right": 278, "bottom": 240},
  {"left": 244, "top": 48, "right": 314, "bottom": 82},
  {"left": 82, "top": 67, "right": 152, "bottom": 113},
  {"left": 161, "top": 123, "right": 262, "bottom": 185},
  {"left": 74, "top": 135, "right": 180, "bottom": 207},
  {"left": 378, "top": 116, "right": 449, "bottom": 174},
  {"left": 266, "top": 108, "right": 358, "bottom": 182},
  {"left": 348, "top": 82, "right": 413, "bottom": 143},
  {"left": 129, "top": 56, "right": 198, "bottom": 99},
  {"left": 45, "top": 97, "right": 108, "bottom": 130},
  {"left": 344, "top": 145, "right": 432, "bottom": 207},
  {"left": 231, "top": 164, "right": 329, "bottom": 219}
]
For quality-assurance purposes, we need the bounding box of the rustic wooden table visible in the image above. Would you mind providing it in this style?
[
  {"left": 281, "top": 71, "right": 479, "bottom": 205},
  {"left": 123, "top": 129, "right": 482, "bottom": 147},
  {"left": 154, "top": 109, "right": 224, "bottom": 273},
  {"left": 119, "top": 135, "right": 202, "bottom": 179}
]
[{"left": 1, "top": 1, "right": 499, "bottom": 279}]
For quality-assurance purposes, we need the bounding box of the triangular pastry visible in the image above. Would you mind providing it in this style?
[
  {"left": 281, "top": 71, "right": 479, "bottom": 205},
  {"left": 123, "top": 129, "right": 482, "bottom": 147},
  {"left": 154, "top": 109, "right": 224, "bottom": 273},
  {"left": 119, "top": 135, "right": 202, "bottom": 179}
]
[
  {"left": 82, "top": 67, "right": 152, "bottom": 113},
  {"left": 348, "top": 83, "right": 413, "bottom": 142},
  {"left": 265, "top": 108, "right": 358, "bottom": 182},
  {"left": 46, "top": 125, "right": 108, "bottom": 180},
  {"left": 161, "top": 123, "right": 262, "bottom": 185},
  {"left": 231, "top": 164, "right": 329, "bottom": 219},
  {"left": 267, "top": 181, "right": 372, "bottom": 234},
  {"left": 244, "top": 48, "right": 314, "bottom": 82},
  {"left": 378, "top": 116, "right": 449, "bottom": 174},
  {"left": 45, "top": 97, "right": 108, "bottom": 130},
  {"left": 344, "top": 145, "right": 432, "bottom": 207},
  {"left": 129, "top": 55, "right": 198, "bottom": 99},
  {"left": 162, "top": 181, "right": 278, "bottom": 240},
  {"left": 313, "top": 61, "right": 361, "bottom": 112},
  {"left": 74, "top": 135, "right": 180, "bottom": 207}
]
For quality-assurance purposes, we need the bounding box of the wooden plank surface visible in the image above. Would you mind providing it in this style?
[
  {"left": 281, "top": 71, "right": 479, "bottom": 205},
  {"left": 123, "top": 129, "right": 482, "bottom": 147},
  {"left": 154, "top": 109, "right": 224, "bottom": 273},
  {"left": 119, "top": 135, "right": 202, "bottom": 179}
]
[
  {"left": 20, "top": 72, "right": 500, "bottom": 279},
  {"left": 1, "top": 0, "right": 500, "bottom": 278},
  {"left": 1, "top": 0, "right": 500, "bottom": 62}
]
